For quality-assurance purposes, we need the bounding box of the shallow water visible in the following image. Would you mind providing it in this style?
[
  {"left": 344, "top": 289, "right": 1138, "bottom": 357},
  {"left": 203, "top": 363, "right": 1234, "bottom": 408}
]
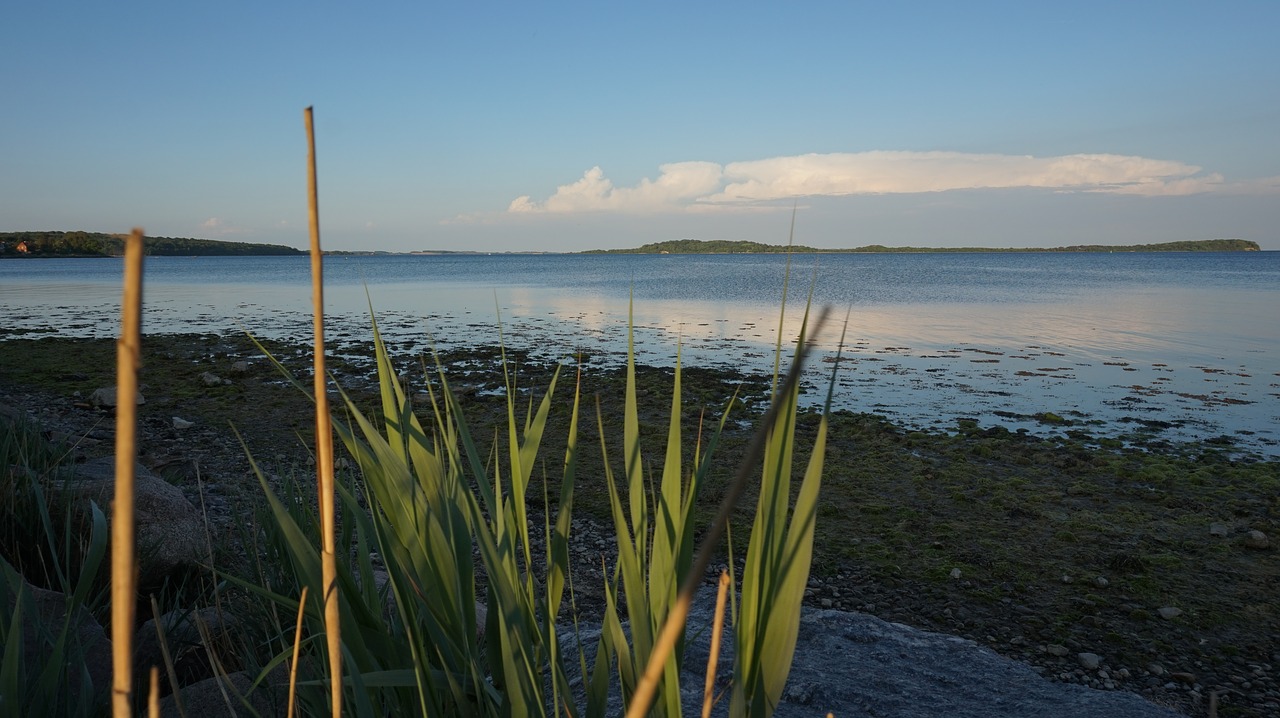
[{"left": 2, "top": 251, "right": 1276, "bottom": 455}]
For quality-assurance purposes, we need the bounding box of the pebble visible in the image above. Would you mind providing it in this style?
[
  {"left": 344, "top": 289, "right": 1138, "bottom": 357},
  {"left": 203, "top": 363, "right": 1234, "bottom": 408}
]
[
  {"left": 1209, "top": 522, "right": 1230, "bottom": 537},
  {"left": 200, "top": 371, "right": 225, "bottom": 387},
  {"left": 1157, "top": 606, "right": 1182, "bottom": 619},
  {"left": 1244, "top": 530, "right": 1270, "bottom": 550},
  {"left": 1046, "top": 644, "right": 1070, "bottom": 657},
  {"left": 1078, "top": 652, "right": 1102, "bottom": 670}
]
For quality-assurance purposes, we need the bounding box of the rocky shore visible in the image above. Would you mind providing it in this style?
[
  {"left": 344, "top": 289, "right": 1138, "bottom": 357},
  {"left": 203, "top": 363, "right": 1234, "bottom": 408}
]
[{"left": 2, "top": 332, "right": 1277, "bottom": 716}]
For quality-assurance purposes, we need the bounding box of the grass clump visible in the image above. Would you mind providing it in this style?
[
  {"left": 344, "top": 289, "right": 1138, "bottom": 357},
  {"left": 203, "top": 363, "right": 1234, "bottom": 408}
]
[
  {"left": 231, "top": 290, "right": 837, "bottom": 717},
  {"left": 0, "top": 417, "right": 111, "bottom": 715}
]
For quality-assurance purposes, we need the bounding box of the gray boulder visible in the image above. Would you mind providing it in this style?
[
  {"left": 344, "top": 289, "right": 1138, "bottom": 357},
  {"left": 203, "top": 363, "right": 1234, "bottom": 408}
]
[
  {"left": 561, "top": 586, "right": 1181, "bottom": 718},
  {"left": 58, "top": 456, "right": 206, "bottom": 581},
  {"left": 158, "top": 669, "right": 288, "bottom": 718},
  {"left": 134, "top": 606, "right": 239, "bottom": 697},
  {"left": 3, "top": 577, "right": 113, "bottom": 711}
]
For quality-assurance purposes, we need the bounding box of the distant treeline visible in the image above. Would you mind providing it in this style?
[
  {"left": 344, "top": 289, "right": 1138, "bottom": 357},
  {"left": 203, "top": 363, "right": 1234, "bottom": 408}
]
[
  {"left": 587, "top": 238, "right": 1261, "bottom": 254},
  {"left": 0, "top": 231, "right": 303, "bottom": 257}
]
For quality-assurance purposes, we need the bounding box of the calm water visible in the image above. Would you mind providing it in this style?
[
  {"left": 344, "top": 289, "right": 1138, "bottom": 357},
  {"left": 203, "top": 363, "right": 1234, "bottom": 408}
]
[{"left": 2, "top": 252, "right": 1277, "bottom": 454}]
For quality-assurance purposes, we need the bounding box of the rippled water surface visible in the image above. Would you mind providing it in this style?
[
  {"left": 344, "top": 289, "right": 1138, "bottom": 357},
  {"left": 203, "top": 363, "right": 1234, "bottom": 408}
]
[{"left": 3, "top": 251, "right": 1277, "bottom": 454}]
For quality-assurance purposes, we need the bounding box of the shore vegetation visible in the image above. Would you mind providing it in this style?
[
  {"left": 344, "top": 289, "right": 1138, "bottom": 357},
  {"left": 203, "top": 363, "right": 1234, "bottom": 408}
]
[{"left": 0, "top": 231, "right": 303, "bottom": 258}]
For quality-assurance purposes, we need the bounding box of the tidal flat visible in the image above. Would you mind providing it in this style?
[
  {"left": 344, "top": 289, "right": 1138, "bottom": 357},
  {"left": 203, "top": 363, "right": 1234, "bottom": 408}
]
[{"left": 1, "top": 331, "right": 1277, "bottom": 716}]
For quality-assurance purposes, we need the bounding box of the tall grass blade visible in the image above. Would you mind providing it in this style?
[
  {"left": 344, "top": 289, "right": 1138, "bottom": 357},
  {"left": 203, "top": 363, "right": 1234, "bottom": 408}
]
[
  {"left": 288, "top": 586, "right": 308, "bottom": 718},
  {"left": 730, "top": 301, "right": 844, "bottom": 718}
]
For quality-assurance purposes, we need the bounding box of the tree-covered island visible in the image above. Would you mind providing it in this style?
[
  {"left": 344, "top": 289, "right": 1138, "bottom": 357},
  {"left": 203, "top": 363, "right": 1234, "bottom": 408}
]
[
  {"left": 585, "top": 238, "right": 1261, "bottom": 254},
  {"left": 0, "top": 231, "right": 303, "bottom": 257}
]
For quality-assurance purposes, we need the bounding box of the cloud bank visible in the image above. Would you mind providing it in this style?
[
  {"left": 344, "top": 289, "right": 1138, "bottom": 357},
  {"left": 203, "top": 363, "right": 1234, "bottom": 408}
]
[{"left": 504, "top": 151, "right": 1237, "bottom": 216}]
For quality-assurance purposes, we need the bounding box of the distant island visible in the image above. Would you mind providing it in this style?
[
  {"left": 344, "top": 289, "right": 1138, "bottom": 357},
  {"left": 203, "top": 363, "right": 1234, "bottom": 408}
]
[
  {"left": 585, "top": 238, "right": 1261, "bottom": 254},
  {"left": 0, "top": 231, "right": 303, "bottom": 257},
  {"left": 3, "top": 231, "right": 1262, "bottom": 258}
]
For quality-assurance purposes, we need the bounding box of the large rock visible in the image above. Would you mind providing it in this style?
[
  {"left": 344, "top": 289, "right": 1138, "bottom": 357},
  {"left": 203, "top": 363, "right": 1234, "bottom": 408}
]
[
  {"left": 58, "top": 456, "right": 206, "bottom": 582},
  {"left": 158, "top": 670, "right": 288, "bottom": 718},
  {"left": 561, "top": 586, "right": 1181, "bottom": 718},
  {"left": 134, "top": 606, "right": 240, "bottom": 697},
  {"left": 3, "top": 577, "right": 113, "bottom": 712}
]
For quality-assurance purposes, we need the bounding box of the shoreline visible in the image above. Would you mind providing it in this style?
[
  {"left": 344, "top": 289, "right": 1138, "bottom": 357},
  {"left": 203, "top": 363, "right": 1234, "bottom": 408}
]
[{"left": 4, "top": 318, "right": 1274, "bottom": 460}]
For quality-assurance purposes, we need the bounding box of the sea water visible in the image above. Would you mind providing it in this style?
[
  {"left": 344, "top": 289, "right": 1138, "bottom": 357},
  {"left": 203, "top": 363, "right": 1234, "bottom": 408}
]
[{"left": 2, "top": 251, "right": 1276, "bottom": 454}]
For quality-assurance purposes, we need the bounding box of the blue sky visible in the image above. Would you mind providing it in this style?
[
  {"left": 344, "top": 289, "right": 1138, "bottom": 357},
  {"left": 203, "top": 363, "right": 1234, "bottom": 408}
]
[{"left": 3, "top": 1, "right": 1278, "bottom": 251}]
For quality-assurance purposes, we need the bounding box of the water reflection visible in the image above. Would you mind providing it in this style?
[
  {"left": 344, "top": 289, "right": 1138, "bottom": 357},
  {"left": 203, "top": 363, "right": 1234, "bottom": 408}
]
[{"left": 2, "top": 254, "right": 1276, "bottom": 455}]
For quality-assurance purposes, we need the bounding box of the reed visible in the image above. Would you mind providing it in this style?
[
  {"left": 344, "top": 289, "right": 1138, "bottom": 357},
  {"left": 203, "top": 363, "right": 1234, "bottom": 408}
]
[
  {"left": 111, "top": 227, "right": 144, "bottom": 717},
  {"left": 701, "top": 571, "right": 730, "bottom": 718},
  {"left": 304, "top": 105, "right": 343, "bottom": 718}
]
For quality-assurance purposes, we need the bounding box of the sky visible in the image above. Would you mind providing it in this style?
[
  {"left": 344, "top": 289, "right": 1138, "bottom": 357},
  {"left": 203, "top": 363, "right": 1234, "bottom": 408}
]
[{"left": 3, "top": 1, "right": 1279, "bottom": 252}]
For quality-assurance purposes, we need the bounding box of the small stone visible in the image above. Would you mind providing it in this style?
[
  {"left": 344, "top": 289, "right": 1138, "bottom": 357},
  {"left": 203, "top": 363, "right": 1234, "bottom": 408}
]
[
  {"left": 1209, "top": 522, "right": 1230, "bottom": 537},
  {"left": 1147, "top": 662, "right": 1166, "bottom": 676},
  {"left": 90, "top": 387, "right": 145, "bottom": 407},
  {"left": 949, "top": 568, "right": 962, "bottom": 580},
  {"left": 1046, "top": 644, "right": 1070, "bottom": 657},
  {"left": 1061, "top": 575, "right": 1073, "bottom": 584},
  {"left": 820, "top": 598, "right": 833, "bottom": 609},
  {"left": 1093, "top": 576, "right": 1109, "bottom": 588},
  {"left": 1170, "top": 671, "right": 1197, "bottom": 685},
  {"left": 1078, "top": 652, "right": 1102, "bottom": 670},
  {"left": 1158, "top": 607, "right": 1183, "bottom": 619},
  {"left": 171, "top": 417, "right": 194, "bottom": 430},
  {"left": 1244, "top": 530, "right": 1270, "bottom": 550},
  {"left": 200, "top": 371, "right": 224, "bottom": 387},
  {"left": 231, "top": 360, "right": 251, "bottom": 373}
]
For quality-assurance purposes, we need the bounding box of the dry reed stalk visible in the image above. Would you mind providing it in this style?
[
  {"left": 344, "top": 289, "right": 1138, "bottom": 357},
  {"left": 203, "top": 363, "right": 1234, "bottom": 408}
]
[
  {"left": 148, "top": 667, "right": 160, "bottom": 718},
  {"left": 288, "top": 585, "right": 309, "bottom": 718},
  {"left": 701, "top": 571, "right": 731, "bottom": 718},
  {"left": 304, "top": 105, "right": 342, "bottom": 717},
  {"left": 111, "top": 227, "right": 144, "bottom": 717},
  {"left": 624, "top": 307, "right": 829, "bottom": 718},
  {"left": 150, "top": 595, "right": 187, "bottom": 718}
]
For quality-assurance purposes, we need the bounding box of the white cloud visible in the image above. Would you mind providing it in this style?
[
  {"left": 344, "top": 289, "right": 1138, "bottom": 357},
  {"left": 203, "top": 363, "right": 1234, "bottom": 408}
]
[
  {"left": 501, "top": 151, "right": 1251, "bottom": 217},
  {"left": 709, "top": 152, "right": 1211, "bottom": 201},
  {"left": 509, "top": 161, "right": 723, "bottom": 214}
]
